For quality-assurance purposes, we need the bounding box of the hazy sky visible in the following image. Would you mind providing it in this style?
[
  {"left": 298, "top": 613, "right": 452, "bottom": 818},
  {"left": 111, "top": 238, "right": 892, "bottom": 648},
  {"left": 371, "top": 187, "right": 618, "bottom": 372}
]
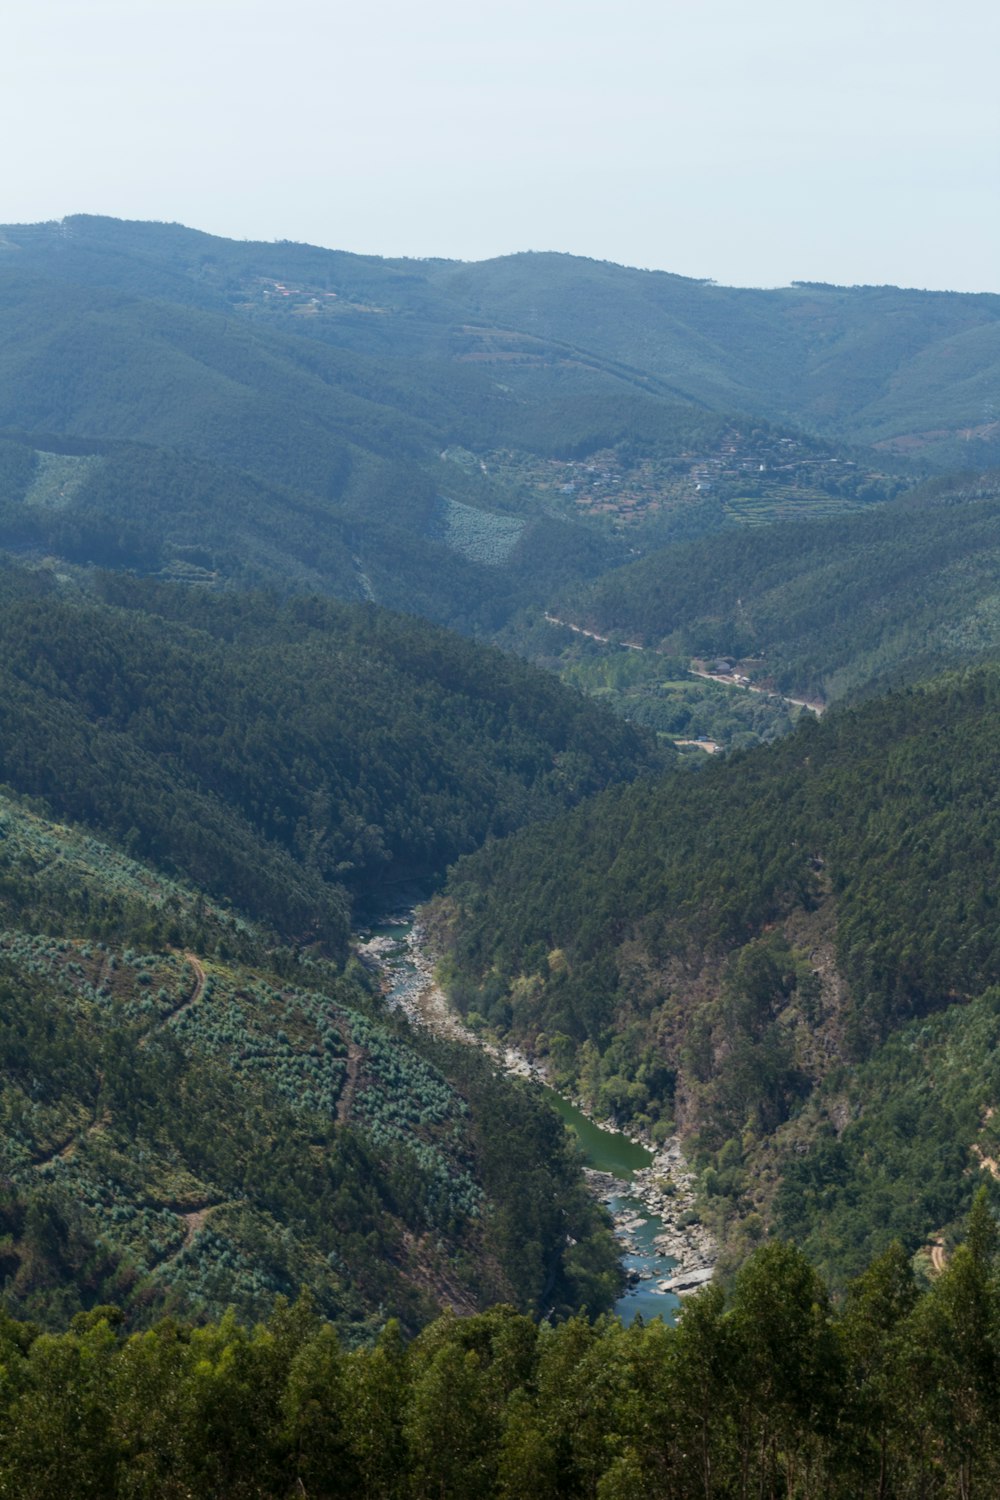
[{"left": 3, "top": 0, "right": 997, "bottom": 291}]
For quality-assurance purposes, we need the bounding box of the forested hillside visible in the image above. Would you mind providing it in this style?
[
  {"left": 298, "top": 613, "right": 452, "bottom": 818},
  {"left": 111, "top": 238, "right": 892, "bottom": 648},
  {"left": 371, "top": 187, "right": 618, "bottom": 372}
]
[
  {"left": 435, "top": 667, "right": 1000, "bottom": 1280},
  {"left": 0, "top": 563, "right": 655, "bottom": 950},
  {"left": 558, "top": 468, "right": 1000, "bottom": 705},
  {"left": 0, "top": 270, "right": 632, "bottom": 632},
  {"left": 0, "top": 217, "right": 933, "bottom": 643},
  {"left": 0, "top": 1204, "right": 998, "bottom": 1498},
  {"left": 424, "top": 254, "right": 1000, "bottom": 465},
  {"left": 0, "top": 789, "right": 620, "bottom": 1336},
  {"left": 0, "top": 555, "right": 650, "bottom": 1329},
  {"left": 6, "top": 215, "right": 998, "bottom": 465}
]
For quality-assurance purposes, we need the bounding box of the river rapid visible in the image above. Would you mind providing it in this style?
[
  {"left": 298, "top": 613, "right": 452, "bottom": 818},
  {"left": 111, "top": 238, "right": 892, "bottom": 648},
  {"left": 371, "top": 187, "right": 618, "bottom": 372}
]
[{"left": 356, "top": 912, "right": 716, "bottom": 1325}]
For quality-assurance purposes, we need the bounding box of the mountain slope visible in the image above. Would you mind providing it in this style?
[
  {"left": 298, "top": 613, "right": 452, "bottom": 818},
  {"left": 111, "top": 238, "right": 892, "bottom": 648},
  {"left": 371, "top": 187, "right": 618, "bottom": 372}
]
[
  {"left": 0, "top": 564, "right": 656, "bottom": 951},
  {"left": 433, "top": 668, "right": 1000, "bottom": 1279},
  {"left": 0, "top": 551, "right": 652, "bottom": 1333},
  {"left": 0, "top": 787, "right": 620, "bottom": 1332},
  {"left": 557, "top": 469, "right": 1000, "bottom": 704},
  {"left": 8, "top": 216, "right": 998, "bottom": 468},
  {"left": 0, "top": 217, "right": 955, "bottom": 639},
  {"left": 0, "top": 264, "right": 631, "bottom": 633},
  {"left": 422, "top": 254, "right": 1000, "bottom": 464}
]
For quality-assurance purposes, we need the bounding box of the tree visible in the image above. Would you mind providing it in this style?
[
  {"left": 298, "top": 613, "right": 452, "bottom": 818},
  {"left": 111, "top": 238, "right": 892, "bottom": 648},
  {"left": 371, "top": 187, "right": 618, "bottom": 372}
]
[
  {"left": 726, "top": 1241, "right": 843, "bottom": 1497},
  {"left": 838, "top": 1240, "right": 918, "bottom": 1497}
]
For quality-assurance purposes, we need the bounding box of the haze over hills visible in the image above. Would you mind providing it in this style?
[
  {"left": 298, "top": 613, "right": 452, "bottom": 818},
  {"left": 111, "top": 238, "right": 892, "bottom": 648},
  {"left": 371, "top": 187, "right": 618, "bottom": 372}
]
[
  {"left": 1, "top": 212, "right": 992, "bottom": 648},
  {"left": 5, "top": 215, "right": 998, "bottom": 467},
  {"left": 4, "top": 215, "right": 1000, "bottom": 1494}
]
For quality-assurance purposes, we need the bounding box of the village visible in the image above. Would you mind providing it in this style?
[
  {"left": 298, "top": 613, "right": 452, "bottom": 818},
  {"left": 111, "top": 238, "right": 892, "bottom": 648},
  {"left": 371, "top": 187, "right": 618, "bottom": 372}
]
[{"left": 484, "top": 428, "right": 895, "bottom": 531}]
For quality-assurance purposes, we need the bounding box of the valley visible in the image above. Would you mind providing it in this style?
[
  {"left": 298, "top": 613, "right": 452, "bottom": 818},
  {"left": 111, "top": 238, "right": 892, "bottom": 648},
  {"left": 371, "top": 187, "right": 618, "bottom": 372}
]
[
  {"left": 356, "top": 911, "right": 715, "bottom": 1325},
  {"left": 1, "top": 213, "right": 1000, "bottom": 1491},
  {"left": 542, "top": 608, "right": 821, "bottom": 743}
]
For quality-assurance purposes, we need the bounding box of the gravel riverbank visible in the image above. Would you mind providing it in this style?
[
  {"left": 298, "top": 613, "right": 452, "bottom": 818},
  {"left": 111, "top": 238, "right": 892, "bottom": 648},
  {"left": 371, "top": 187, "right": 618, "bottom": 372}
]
[{"left": 357, "top": 916, "right": 716, "bottom": 1291}]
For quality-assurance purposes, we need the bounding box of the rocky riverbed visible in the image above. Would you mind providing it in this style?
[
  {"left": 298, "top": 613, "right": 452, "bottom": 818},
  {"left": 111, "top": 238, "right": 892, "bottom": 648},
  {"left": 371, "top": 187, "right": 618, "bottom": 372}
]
[
  {"left": 357, "top": 919, "right": 550, "bottom": 1081},
  {"left": 585, "top": 1147, "right": 716, "bottom": 1286},
  {"left": 357, "top": 914, "right": 716, "bottom": 1300}
]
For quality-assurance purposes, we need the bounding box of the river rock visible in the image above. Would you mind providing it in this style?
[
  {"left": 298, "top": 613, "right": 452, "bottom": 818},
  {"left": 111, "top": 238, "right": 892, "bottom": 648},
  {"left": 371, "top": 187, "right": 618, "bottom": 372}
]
[
  {"left": 659, "top": 1266, "right": 715, "bottom": 1295},
  {"left": 361, "top": 912, "right": 718, "bottom": 1293}
]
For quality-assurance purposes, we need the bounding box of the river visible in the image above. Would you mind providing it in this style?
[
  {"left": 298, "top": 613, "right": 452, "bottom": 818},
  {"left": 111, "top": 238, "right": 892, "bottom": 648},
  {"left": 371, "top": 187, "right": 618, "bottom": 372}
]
[
  {"left": 356, "top": 912, "right": 686, "bottom": 1326},
  {"left": 538, "top": 1085, "right": 682, "bottom": 1324}
]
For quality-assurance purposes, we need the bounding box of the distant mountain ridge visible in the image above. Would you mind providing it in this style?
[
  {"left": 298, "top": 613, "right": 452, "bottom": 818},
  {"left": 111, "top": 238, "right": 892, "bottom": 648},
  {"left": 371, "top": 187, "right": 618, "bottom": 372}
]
[{"left": 3, "top": 215, "right": 997, "bottom": 467}]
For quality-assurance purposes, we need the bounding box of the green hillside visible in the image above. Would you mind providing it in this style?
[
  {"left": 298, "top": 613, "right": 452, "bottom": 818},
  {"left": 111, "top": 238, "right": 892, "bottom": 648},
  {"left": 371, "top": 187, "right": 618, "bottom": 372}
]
[
  {"left": 0, "top": 558, "right": 653, "bottom": 1333},
  {"left": 0, "top": 564, "right": 655, "bottom": 950},
  {"left": 558, "top": 469, "right": 1000, "bottom": 705},
  {"left": 434, "top": 667, "right": 1000, "bottom": 1281},
  {"left": 0, "top": 787, "right": 619, "bottom": 1334},
  {"left": 0, "top": 268, "right": 632, "bottom": 633},
  {"left": 0, "top": 552, "right": 656, "bottom": 1347},
  {"left": 0, "top": 217, "right": 934, "bottom": 633},
  {"left": 8, "top": 217, "right": 998, "bottom": 468},
  {"left": 423, "top": 254, "right": 1000, "bottom": 465}
]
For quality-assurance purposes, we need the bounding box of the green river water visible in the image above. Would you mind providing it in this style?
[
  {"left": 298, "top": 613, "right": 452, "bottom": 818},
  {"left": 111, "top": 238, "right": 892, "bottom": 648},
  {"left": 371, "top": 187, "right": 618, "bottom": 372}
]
[
  {"left": 359, "top": 914, "right": 679, "bottom": 1325},
  {"left": 540, "top": 1086, "right": 653, "bottom": 1177},
  {"left": 539, "top": 1086, "right": 679, "bottom": 1325}
]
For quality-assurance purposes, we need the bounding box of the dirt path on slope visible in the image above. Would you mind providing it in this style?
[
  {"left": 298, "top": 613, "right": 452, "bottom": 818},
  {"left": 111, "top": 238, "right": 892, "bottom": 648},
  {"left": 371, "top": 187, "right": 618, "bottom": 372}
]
[
  {"left": 336, "top": 1041, "right": 363, "bottom": 1125},
  {"left": 137, "top": 952, "right": 207, "bottom": 1050},
  {"left": 163, "top": 952, "right": 207, "bottom": 1027},
  {"left": 31, "top": 1111, "right": 108, "bottom": 1170}
]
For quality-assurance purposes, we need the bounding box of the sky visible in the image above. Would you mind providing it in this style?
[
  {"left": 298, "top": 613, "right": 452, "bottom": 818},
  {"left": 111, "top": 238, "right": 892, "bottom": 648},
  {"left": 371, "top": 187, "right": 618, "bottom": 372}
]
[{"left": 2, "top": 0, "right": 997, "bottom": 293}]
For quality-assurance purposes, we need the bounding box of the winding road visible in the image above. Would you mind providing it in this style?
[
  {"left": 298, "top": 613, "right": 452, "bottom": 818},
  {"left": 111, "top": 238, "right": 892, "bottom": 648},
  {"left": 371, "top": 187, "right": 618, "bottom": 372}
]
[{"left": 544, "top": 612, "right": 825, "bottom": 716}]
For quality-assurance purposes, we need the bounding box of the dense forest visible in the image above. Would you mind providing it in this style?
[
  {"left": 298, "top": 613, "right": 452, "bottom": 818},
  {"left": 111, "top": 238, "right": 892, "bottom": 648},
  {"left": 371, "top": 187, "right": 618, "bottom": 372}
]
[
  {"left": 1, "top": 1197, "right": 998, "bottom": 1498},
  {"left": 435, "top": 666, "right": 1000, "bottom": 1280},
  {"left": 0, "top": 562, "right": 655, "bottom": 949}
]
